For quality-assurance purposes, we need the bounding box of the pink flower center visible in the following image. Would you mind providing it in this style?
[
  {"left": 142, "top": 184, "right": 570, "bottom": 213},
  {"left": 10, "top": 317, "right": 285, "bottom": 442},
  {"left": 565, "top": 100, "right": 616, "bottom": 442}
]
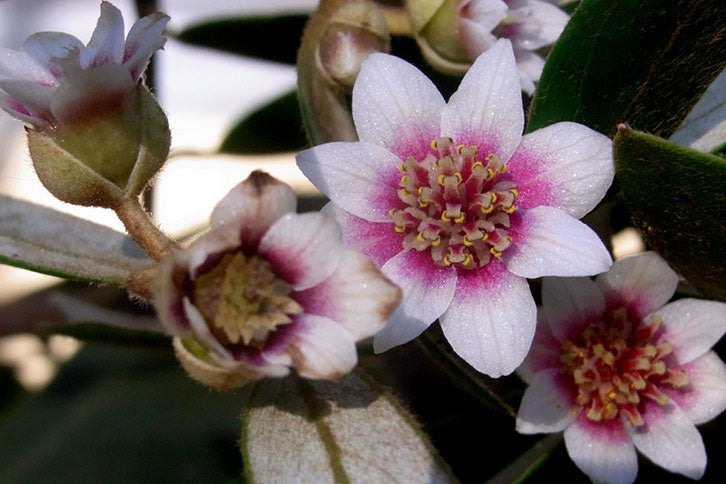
[
  {"left": 561, "top": 307, "right": 689, "bottom": 426},
  {"left": 389, "top": 136, "right": 518, "bottom": 268}
]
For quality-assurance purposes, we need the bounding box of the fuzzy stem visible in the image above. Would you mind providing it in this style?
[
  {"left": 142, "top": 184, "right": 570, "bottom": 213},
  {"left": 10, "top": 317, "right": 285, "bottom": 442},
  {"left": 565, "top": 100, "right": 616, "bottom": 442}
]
[{"left": 115, "top": 196, "right": 178, "bottom": 260}]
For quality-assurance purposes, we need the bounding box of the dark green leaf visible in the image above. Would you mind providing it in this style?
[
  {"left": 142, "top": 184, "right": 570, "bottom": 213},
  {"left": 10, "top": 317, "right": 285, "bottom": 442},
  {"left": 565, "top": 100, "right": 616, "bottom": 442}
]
[
  {"left": 41, "top": 322, "right": 169, "bottom": 348},
  {"left": 614, "top": 126, "right": 726, "bottom": 300},
  {"left": 528, "top": 0, "right": 726, "bottom": 137},
  {"left": 220, "top": 91, "right": 308, "bottom": 154},
  {"left": 175, "top": 16, "right": 308, "bottom": 64}
]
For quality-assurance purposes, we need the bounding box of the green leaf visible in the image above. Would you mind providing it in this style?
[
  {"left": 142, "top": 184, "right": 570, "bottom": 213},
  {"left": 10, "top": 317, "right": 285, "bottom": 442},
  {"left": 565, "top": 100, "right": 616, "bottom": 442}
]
[
  {"left": 528, "top": 0, "right": 726, "bottom": 137},
  {"left": 0, "top": 195, "right": 153, "bottom": 284},
  {"left": 0, "top": 345, "right": 244, "bottom": 484},
  {"left": 241, "top": 372, "right": 457, "bottom": 483},
  {"left": 614, "top": 126, "right": 726, "bottom": 300},
  {"left": 220, "top": 91, "right": 308, "bottom": 154},
  {"left": 175, "top": 15, "right": 308, "bottom": 64},
  {"left": 485, "top": 434, "right": 562, "bottom": 484}
]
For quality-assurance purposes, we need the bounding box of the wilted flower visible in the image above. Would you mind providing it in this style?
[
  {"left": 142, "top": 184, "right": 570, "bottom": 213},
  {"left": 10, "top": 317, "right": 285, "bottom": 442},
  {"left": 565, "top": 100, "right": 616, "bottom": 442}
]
[
  {"left": 0, "top": 1, "right": 170, "bottom": 206},
  {"left": 154, "top": 171, "right": 401, "bottom": 389},
  {"left": 297, "top": 39, "right": 613, "bottom": 377},
  {"left": 407, "top": 0, "right": 569, "bottom": 93},
  {"left": 516, "top": 252, "right": 726, "bottom": 483}
]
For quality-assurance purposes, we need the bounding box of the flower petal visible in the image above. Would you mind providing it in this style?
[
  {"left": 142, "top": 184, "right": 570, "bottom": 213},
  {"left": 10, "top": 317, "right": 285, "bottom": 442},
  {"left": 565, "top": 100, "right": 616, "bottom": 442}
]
[
  {"left": 81, "top": 1, "right": 125, "bottom": 68},
  {"left": 352, "top": 53, "right": 445, "bottom": 160},
  {"left": 296, "top": 141, "right": 402, "bottom": 222},
  {"left": 513, "top": 49, "right": 542, "bottom": 94},
  {"left": 541, "top": 276, "right": 606, "bottom": 342},
  {"left": 22, "top": 32, "right": 83, "bottom": 79},
  {"left": 626, "top": 401, "right": 706, "bottom": 480},
  {"left": 209, "top": 170, "right": 297, "bottom": 250},
  {"left": 505, "top": 206, "right": 612, "bottom": 279},
  {"left": 517, "top": 312, "right": 561, "bottom": 384},
  {"left": 595, "top": 251, "right": 678, "bottom": 321},
  {"left": 439, "top": 262, "right": 536, "bottom": 377},
  {"left": 506, "top": 121, "right": 614, "bottom": 218},
  {"left": 259, "top": 212, "right": 343, "bottom": 291},
  {"left": 0, "top": 47, "right": 55, "bottom": 83},
  {"left": 288, "top": 314, "right": 358, "bottom": 381},
  {"left": 516, "top": 368, "right": 577, "bottom": 434},
  {"left": 458, "top": 0, "right": 508, "bottom": 57},
  {"left": 503, "top": 0, "right": 569, "bottom": 51},
  {"left": 440, "top": 39, "right": 523, "bottom": 162},
  {"left": 123, "top": 12, "right": 169, "bottom": 81},
  {"left": 667, "top": 351, "right": 726, "bottom": 425},
  {"left": 321, "top": 202, "right": 404, "bottom": 267},
  {"left": 0, "top": 79, "right": 55, "bottom": 120},
  {"left": 564, "top": 414, "right": 638, "bottom": 484},
  {"left": 374, "top": 250, "right": 457, "bottom": 352},
  {"left": 295, "top": 249, "right": 401, "bottom": 341},
  {"left": 656, "top": 298, "right": 726, "bottom": 364}
]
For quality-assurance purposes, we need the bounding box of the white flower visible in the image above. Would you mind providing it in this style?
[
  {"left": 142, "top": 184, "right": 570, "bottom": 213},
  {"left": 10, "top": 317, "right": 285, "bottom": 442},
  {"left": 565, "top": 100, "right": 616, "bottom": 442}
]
[
  {"left": 296, "top": 39, "right": 613, "bottom": 377},
  {"left": 154, "top": 171, "right": 401, "bottom": 389},
  {"left": 516, "top": 252, "right": 726, "bottom": 483},
  {"left": 0, "top": 1, "right": 168, "bottom": 128}
]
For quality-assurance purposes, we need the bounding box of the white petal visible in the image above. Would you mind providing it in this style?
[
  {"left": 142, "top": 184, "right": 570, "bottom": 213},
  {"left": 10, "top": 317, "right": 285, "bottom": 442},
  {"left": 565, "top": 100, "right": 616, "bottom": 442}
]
[
  {"left": 22, "top": 32, "right": 83, "bottom": 78},
  {"left": 440, "top": 39, "right": 523, "bottom": 163},
  {"left": 595, "top": 251, "right": 677, "bottom": 320},
  {"left": 123, "top": 12, "right": 169, "bottom": 81},
  {"left": 182, "top": 297, "right": 235, "bottom": 362},
  {"left": 259, "top": 212, "right": 344, "bottom": 291},
  {"left": 505, "top": 0, "right": 569, "bottom": 51},
  {"left": 513, "top": 49, "right": 543, "bottom": 94},
  {"left": 81, "top": 1, "right": 125, "bottom": 69},
  {"left": 296, "top": 142, "right": 402, "bottom": 223},
  {"left": 541, "top": 276, "right": 606, "bottom": 342},
  {"left": 517, "top": 313, "right": 561, "bottom": 384},
  {"left": 0, "top": 79, "right": 55, "bottom": 119},
  {"left": 458, "top": 0, "right": 508, "bottom": 57},
  {"left": 627, "top": 402, "right": 706, "bottom": 480},
  {"left": 656, "top": 298, "right": 726, "bottom": 364},
  {"left": 564, "top": 415, "right": 638, "bottom": 484},
  {"left": 0, "top": 91, "right": 49, "bottom": 126},
  {"left": 210, "top": 170, "right": 297, "bottom": 250},
  {"left": 670, "top": 352, "right": 726, "bottom": 425},
  {"left": 516, "top": 369, "right": 577, "bottom": 434},
  {"left": 0, "top": 48, "right": 55, "bottom": 83},
  {"left": 321, "top": 202, "right": 404, "bottom": 267},
  {"left": 439, "top": 262, "right": 536, "bottom": 377},
  {"left": 506, "top": 121, "right": 614, "bottom": 218},
  {"left": 353, "top": 53, "right": 445, "bottom": 160},
  {"left": 288, "top": 314, "right": 358, "bottom": 380},
  {"left": 295, "top": 249, "right": 401, "bottom": 341},
  {"left": 505, "top": 206, "right": 612, "bottom": 279},
  {"left": 373, "top": 250, "right": 457, "bottom": 352}
]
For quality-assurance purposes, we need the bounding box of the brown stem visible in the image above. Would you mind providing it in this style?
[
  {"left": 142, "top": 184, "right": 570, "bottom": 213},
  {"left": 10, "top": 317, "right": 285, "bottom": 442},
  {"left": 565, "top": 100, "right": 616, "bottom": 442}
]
[{"left": 115, "top": 196, "right": 178, "bottom": 260}]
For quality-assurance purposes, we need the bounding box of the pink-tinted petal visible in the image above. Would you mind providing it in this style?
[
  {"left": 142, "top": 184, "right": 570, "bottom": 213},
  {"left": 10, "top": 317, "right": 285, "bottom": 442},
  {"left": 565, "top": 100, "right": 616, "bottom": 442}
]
[
  {"left": 295, "top": 249, "right": 401, "bottom": 341},
  {"left": 513, "top": 49, "right": 541, "bottom": 94},
  {"left": 595, "top": 251, "right": 678, "bottom": 321},
  {"left": 667, "top": 351, "right": 726, "bottom": 425},
  {"left": 516, "top": 368, "right": 577, "bottom": 434},
  {"left": 259, "top": 212, "right": 343, "bottom": 291},
  {"left": 296, "top": 141, "right": 402, "bottom": 222},
  {"left": 321, "top": 202, "right": 403, "bottom": 267},
  {"left": 627, "top": 401, "right": 706, "bottom": 480},
  {"left": 656, "top": 298, "right": 726, "bottom": 364},
  {"left": 123, "top": 12, "right": 169, "bottom": 81},
  {"left": 505, "top": 206, "right": 612, "bottom": 279},
  {"left": 0, "top": 91, "right": 49, "bottom": 126},
  {"left": 441, "top": 39, "right": 523, "bottom": 163},
  {"left": 81, "top": 1, "right": 125, "bottom": 69},
  {"left": 541, "top": 276, "right": 606, "bottom": 342},
  {"left": 517, "top": 312, "right": 561, "bottom": 384},
  {"left": 0, "top": 79, "right": 54, "bottom": 119},
  {"left": 503, "top": 0, "right": 569, "bottom": 51},
  {"left": 22, "top": 32, "right": 83, "bottom": 79},
  {"left": 287, "top": 313, "right": 358, "bottom": 380},
  {"left": 353, "top": 53, "right": 444, "bottom": 160},
  {"left": 209, "top": 170, "right": 297, "bottom": 250},
  {"left": 564, "top": 414, "right": 637, "bottom": 484},
  {"left": 0, "top": 47, "right": 55, "bottom": 83},
  {"left": 374, "top": 250, "right": 457, "bottom": 352},
  {"left": 458, "top": 0, "right": 508, "bottom": 57},
  {"left": 459, "top": 17, "right": 498, "bottom": 59},
  {"left": 506, "top": 122, "right": 614, "bottom": 218},
  {"left": 182, "top": 297, "right": 235, "bottom": 363},
  {"left": 439, "top": 262, "right": 536, "bottom": 377}
]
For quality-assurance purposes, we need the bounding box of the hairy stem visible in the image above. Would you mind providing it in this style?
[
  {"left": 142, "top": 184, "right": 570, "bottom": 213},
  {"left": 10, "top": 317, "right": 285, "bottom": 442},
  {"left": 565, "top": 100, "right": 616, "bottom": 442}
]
[{"left": 115, "top": 196, "right": 178, "bottom": 261}]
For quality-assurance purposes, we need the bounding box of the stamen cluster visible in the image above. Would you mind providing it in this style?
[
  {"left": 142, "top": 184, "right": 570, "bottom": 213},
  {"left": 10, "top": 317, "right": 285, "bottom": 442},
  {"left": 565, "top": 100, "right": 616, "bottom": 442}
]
[
  {"left": 389, "top": 137, "right": 518, "bottom": 268},
  {"left": 561, "top": 308, "right": 689, "bottom": 426}
]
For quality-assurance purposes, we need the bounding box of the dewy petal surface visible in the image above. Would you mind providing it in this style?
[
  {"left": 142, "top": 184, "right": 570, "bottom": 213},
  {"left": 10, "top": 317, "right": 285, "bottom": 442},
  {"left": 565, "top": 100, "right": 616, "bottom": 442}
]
[
  {"left": 22, "top": 32, "right": 83, "bottom": 79},
  {"left": 505, "top": 206, "right": 612, "bottom": 279},
  {"left": 296, "top": 141, "right": 402, "bottom": 223},
  {"left": 669, "top": 351, "right": 726, "bottom": 426},
  {"left": 288, "top": 314, "right": 358, "bottom": 380},
  {"left": 626, "top": 402, "right": 706, "bottom": 480},
  {"left": 596, "top": 251, "right": 678, "bottom": 320},
  {"left": 656, "top": 298, "right": 726, "bottom": 364},
  {"left": 440, "top": 262, "right": 536, "bottom": 377},
  {"left": 374, "top": 250, "right": 457, "bottom": 353},
  {"left": 506, "top": 121, "right": 614, "bottom": 218},
  {"left": 516, "top": 368, "right": 577, "bottom": 434},
  {"left": 441, "top": 39, "right": 523, "bottom": 162},
  {"left": 353, "top": 53, "right": 444, "bottom": 160},
  {"left": 541, "top": 276, "right": 606, "bottom": 342},
  {"left": 0, "top": 48, "right": 54, "bottom": 83}
]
